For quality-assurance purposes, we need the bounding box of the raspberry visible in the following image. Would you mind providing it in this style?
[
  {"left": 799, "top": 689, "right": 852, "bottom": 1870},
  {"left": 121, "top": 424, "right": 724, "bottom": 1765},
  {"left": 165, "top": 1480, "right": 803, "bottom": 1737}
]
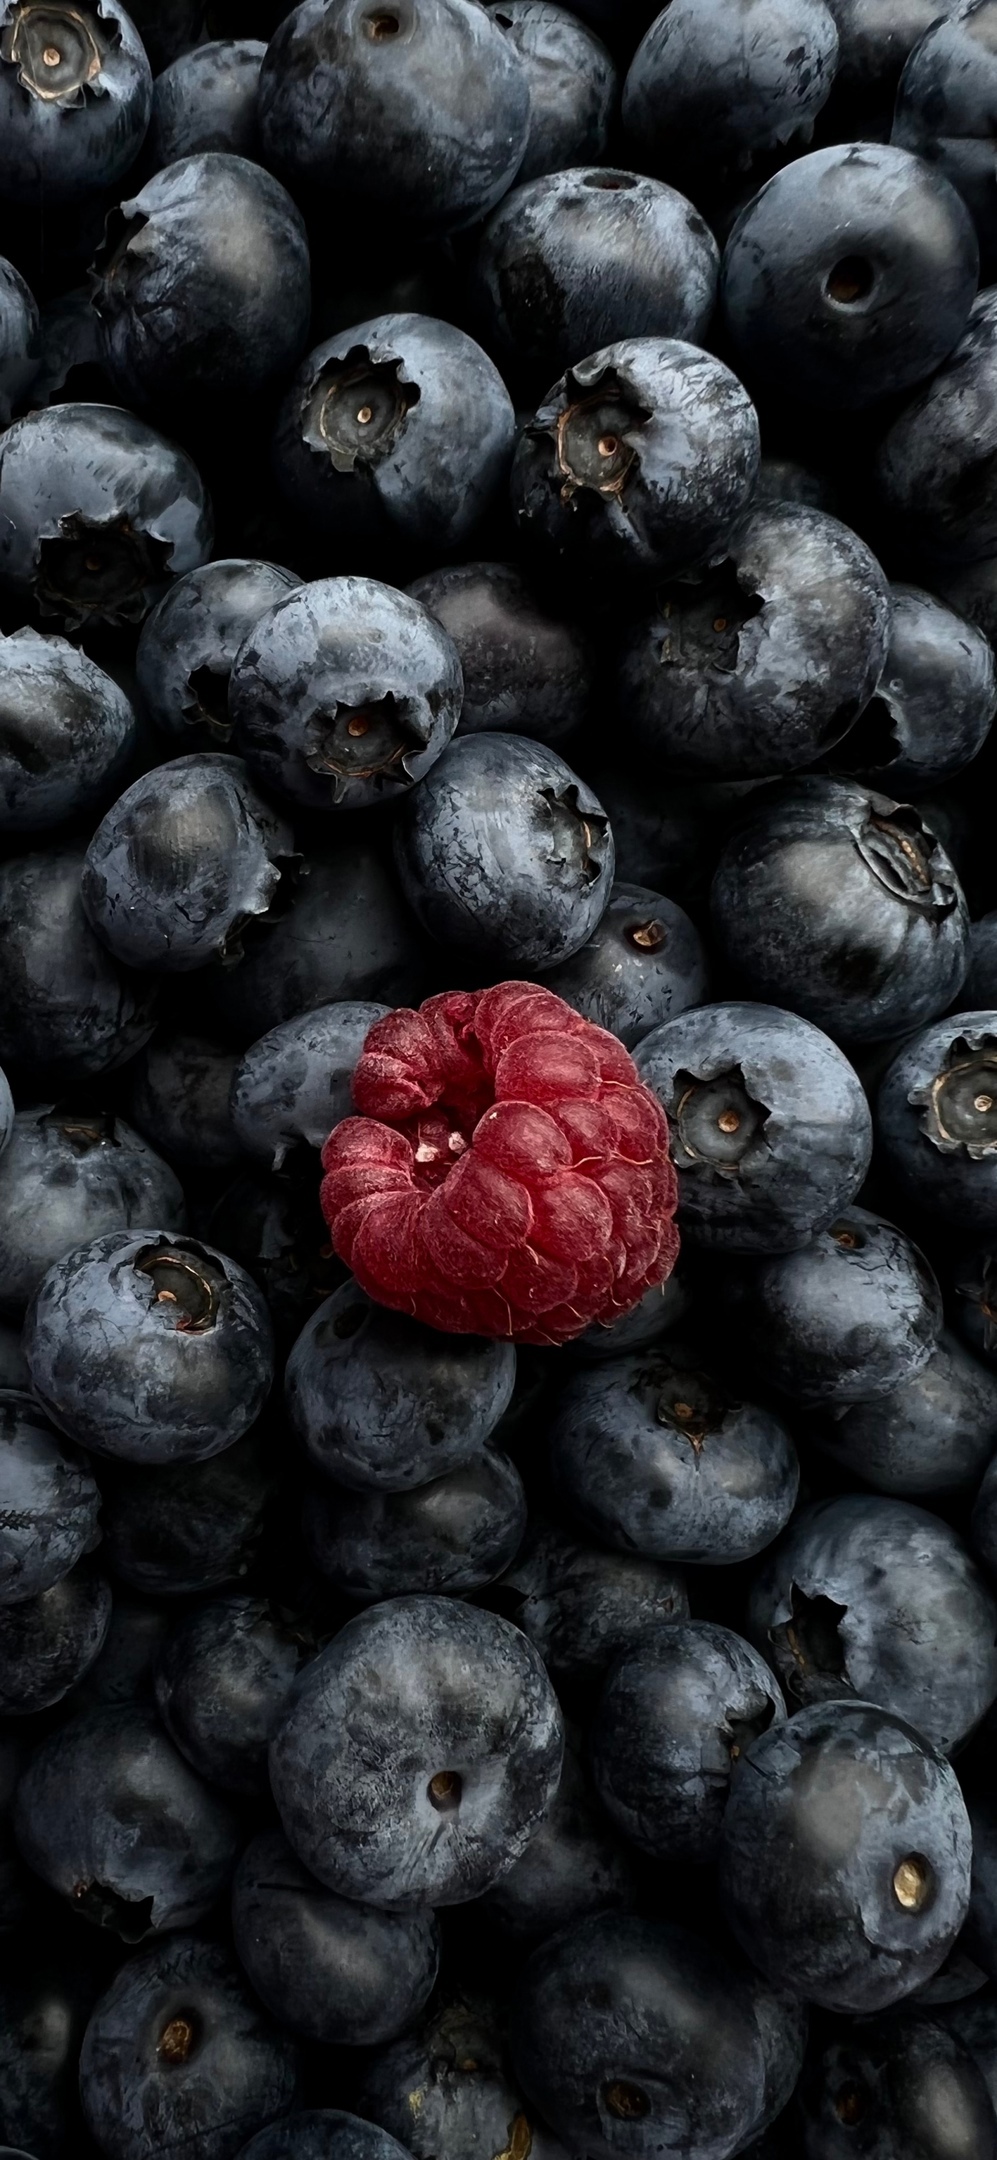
[{"left": 319, "top": 982, "right": 680, "bottom": 1347}]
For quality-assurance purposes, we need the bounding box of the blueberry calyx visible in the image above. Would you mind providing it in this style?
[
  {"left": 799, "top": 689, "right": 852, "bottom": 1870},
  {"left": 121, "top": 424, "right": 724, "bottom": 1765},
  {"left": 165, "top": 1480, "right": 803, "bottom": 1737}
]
[
  {"left": 36, "top": 511, "right": 172, "bottom": 625},
  {"left": 157, "top": 2015, "right": 197, "bottom": 2065},
  {"left": 182, "top": 663, "right": 233, "bottom": 740},
  {"left": 673, "top": 1064, "right": 770, "bottom": 1177},
  {"left": 659, "top": 561, "right": 765, "bottom": 675},
  {"left": 909, "top": 1032, "right": 997, "bottom": 1158},
  {"left": 892, "top": 1853, "right": 934, "bottom": 1913},
  {"left": 427, "top": 1769, "right": 462, "bottom": 1813},
  {"left": 603, "top": 2079, "right": 651, "bottom": 2122},
  {"left": 539, "top": 782, "right": 610, "bottom": 886},
  {"left": 304, "top": 346, "right": 420, "bottom": 474},
  {"left": 303, "top": 692, "right": 427, "bottom": 789},
  {"left": 552, "top": 368, "right": 648, "bottom": 502},
  {"left": 1, "top": 1, "right": 111, "bottom": 105},
  {"left": 771, "top": 1581, "right": 850, "bottom": 1702},
  {"left": 133, "top": 1240, "right": 225, "bottom": 1333},
  {"left": 40, "top": 1104, "right": 121, "bottom": 1152},
  {"left": 642, "top": 1361, "right": 732, "bottom": 1450},
  {"left": 855, "top": 803, "right": 960, "bottom": 920},
  {"left": 71, "top": 1876, "right": 155, "bottom": 1938}
]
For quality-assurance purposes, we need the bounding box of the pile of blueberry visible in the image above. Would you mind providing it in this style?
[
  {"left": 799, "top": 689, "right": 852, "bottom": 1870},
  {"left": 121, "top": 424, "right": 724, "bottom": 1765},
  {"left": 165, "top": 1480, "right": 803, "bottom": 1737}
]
[{"left": 9, "top": 0, "right": 997, "bottom": 2156}]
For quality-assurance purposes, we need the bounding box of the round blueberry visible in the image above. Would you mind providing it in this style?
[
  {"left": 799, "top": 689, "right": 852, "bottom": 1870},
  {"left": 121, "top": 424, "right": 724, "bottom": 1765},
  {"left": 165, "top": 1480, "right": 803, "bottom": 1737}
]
[
  {"left": 155, "top": 1596, "right": 314, "bottom": 1796},
  {"left": 0, "top": 845, "right": 159, "bottom": 1087},
  {"left": 830, "top": 583, "right": 996, "bottom": 794},
  {"left": 623, "top": 0, "right": 839, "bottom": 196},
  {"left": 877, "top": 1011, "right": 997, "bottom": 1228},
  {"left": 542, "top": 882, "right": 709, "bottom": 1048},
  {"left": 231, "top": 1000, "right": 389, "bottom": 1170},
  {"left": 495, "top": 1516, "right": 689, "bottom": 1702},
  {"left": 136, "top": 558, "right": 302, "bottom": 752},
  {"left": 125, "top": 1033, "right": 244, "bottom": 1172},
  {"left": 0, "top": 256, "right": 40, "bottom": 427},
  {"left": 0, "top": 1103, "right": 184, "bottom": 1319},
  {"left": 407, "top": 559, "right": 593, "bottom": 747},
  {"left": 814, "top": 1329, "right": 997, "bottom": 1497},
  {"left": 893, "top": 0, "right": 997, "bottom": 278},
  {"left": 0, "top": 0, "right": 152, "bottom": 206},
  {"left": 876, "top": 291, "right": 997, "bottom": 567},
  {"left": 488, "top": 1, "right": 616, "bottom": 182},
  {"left": 0, "top": 1558, "right": 111, "bottom": 1716},
  {"left": 0, "top": 1389, "right": 100, "bottom": 1606},
  {"left": 146, "top": 39, "right": 267, "bottom": 167},
  {"left": 306, "top": 1448, "right": 527, "bottom": 1602},
  {"left": 99, "top": 1426, "right": 277, "bottom": 1598},
  {"left": 0, "top": 626, "right": 137, "bottom": 834},
  {"left": 238, "top": 2116, "right": 417, "bottom": 2160},
  {"left": 797, "top": 2010, "right": 997, "bottom": 2160}
]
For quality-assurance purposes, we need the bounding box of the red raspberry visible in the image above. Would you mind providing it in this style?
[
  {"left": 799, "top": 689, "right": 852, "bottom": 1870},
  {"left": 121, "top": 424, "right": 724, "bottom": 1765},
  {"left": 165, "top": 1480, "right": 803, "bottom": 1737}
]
[{"left": 319, "top": 981, "right": 679, "bottom": 1347}]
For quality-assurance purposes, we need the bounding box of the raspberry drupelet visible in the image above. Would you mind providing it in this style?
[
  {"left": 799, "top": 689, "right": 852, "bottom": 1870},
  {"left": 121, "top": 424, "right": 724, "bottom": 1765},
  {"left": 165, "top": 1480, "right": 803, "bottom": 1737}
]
[{"left": 320, "top": 980, "right": 680, "bottom": 1347}]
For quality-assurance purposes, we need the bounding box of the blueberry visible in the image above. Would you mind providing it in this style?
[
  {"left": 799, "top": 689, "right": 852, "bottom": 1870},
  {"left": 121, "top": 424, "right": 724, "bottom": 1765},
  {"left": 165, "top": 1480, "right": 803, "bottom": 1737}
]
[
  {"left": 25, "top": 1229, "right": 274, "bottom": 1465},
  {"left": 893, "top": 1, "right": 997, "bottom": 278},
  {"left": 394, "top": 732, "right": 614, "bottom": 971},
  {"left": 830, "top": 583, "right": 996, "bottom": 794},
  {"left": 814, "top": 1329, "right": 997, "bottom": 1496},
  {"left": 0, "top": 0, "right": 152, "bottom": 207},
  {"left": 550, "top": 1345, "right": 800, "bottom": 1564},
  {"left": 494, "top": 1515, "right": 689, "bottom": 1702},
  {"left": 488, "top": 2, "right": 617, "bottom": 182},
  {"left": 99, "top": 1425, "right": 277, "bottom": 1598},
  {"left": 966, "top": 915, "right": 997, "bottom": 1009},
  {"left": 231, "top": 1001, "right": 389, "bottom": 1170},
  {"left": 0, "top": 1389, "right": 100, "bottom": 1606},
  {"left": 14, "top": 1705, "right": 241, "bottom": 1939},
  {"left": 0, "top": 1557, "right": 111, "bottom": 1715},
  {"left": 722, "top": 143, "right": 978, "bottom": 408},
  {"left": 238, "top": 2117, "right": 416, "bottom": 2160},
  {"left": 0, "top": 1103, "right": 184, "bottom": 1319},
  {"left": 146, "top": 40, "right": 267, "bottom": 167},
  {"left": 0, "top": 626, "right": 136, "bottom": 833},
  {"left": 617, "top": 504, "right": 892, "bottom": 778},
  {"left": 306, "top": 1448, "right": 527, "bottom": 1602},
  {"left": 273, "top": 314, "right": 515, "bottom": 563},
  {"left": 471, "top": 169, "right": 719, "bottom": 385},
  {"left": 81, "top": 753, "right": 296, "bottom": 975},
  {"left": 0, "top": 257, "right": 39, "bottom": 428},
  {"left": 0, "top": 402, "right": 212, "bottom": 630},
  {"left": 508, "top": 1909, "right": 801, "bottom": 2160},
  {"left": 0, "top": 846, "right": 159, "bottom": 1087},
  {"left": 154, "top": 1596, "right": 314, "bottom": 1796},
  {"left": 0, "top": 1932, "right": 112, "bottom": 2160},
  {"left": 232, "top": 1826, "right": 440, "bottom": 2048},
  {"left": 572, "top": 1262, "right": 693, "bottom": 1360},
  {"left": 480, "top": 1724, "right": 637, "bottom": 1939},
  {"left": 877, "top": 1011, "right": 997, "bottom": 1228},
  {"left": 258, "top": 0, "right": 529, "bottom": 231},
  {"left": 589, "top": 1619, "right": 785, "bottom": 1864},
  {"left": 286, "top": 1281, "right": 515, "bottom": 1489},
  {"left": 636, "top": 1001, "right": 872, "bottom": 1251},
  {"left": 511, "top": 335, "right": 760, "bottom": 583},
  {"left": 269, "top": 1595, "right": 563, "bottom": 1908},
  {"left": 876, "top": 291, "right": 997, "bottom": 567},
  {"left": 748, "top": 1492, "right": 997, "bottom": 1753},
  {"left": 207, "top": 1165, "right": 341, "bottom": 1349},
  {"left": 948, "top": 1241, "right": 997, "bottom": 1367},
  {"left": 719, "top": 1701, "right": 972, "bottom": 2013},
  {"left": 798, "top": 2010, "right": 997, "bottom": 2158},
  {"left": 407, "top": 560, "right": 593, "bottom": 746},
  {"left": 0, "top": 1070, "right": 12, "bottom": 1161},
  {"left": 72, "top": 1588, "right": 175, "bottom": 1713},
  {"left": 827, "top": 0, "right": 963, "bottom": 135},
  {"left": 125, "top": 1034, "right": 244, "bottom": 1172},
  {"left": 719, "top": 1206, "right": 943, "bottom": 1405},
  {"left": 230, "top": 577, "right": 463, "bottom": 812},
  {"left": 710, "top": 780, "right": 970, "bottom": 1043},
  {"left": 136, "top": 558, "right": 302, "bottom": 752},
  {"left": 91, "top": 152, "right": 312, "bottom": 407},
  {"left": 541, "top": 881, "right": 709, "bottom": 1047},
  {"left": 78, "top": 1934, "right": 299, "bottom": 2160},
  {"left": 355, "top": 1986, "right": 567, "bottom": 2160}
]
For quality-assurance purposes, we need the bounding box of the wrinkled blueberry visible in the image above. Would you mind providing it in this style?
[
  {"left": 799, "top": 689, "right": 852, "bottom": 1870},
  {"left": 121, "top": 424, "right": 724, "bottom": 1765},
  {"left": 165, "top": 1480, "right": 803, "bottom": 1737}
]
[
  {"left": 137, "top": 558, "right": 302, "bottom": 752},
  {"left": 407, "top": 559, "right": 593, "bottom": 746},
  {"left": 0, "top": 1102, "right": 184, "bottom": 1319},
  {"left": 0, "top": 1557, "right": 111, "bottom": 1715},
  {"left": 154, "top": 1596, "right": 314, "bottom": 1795}
]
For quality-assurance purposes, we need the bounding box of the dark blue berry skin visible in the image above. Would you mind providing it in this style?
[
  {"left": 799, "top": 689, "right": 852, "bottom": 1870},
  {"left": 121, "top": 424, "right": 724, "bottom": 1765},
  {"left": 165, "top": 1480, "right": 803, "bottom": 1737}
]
[
  {"left": 407, "top": 560, "right": 593, "bottom": 747},
  {"left": 99, "top": 1425, "right": 277, "bottom": 1598},
  {"left": 876, "top": 291, "right": 997, "bottom": 568},
  {"left": 0, "top": 1932, "right": 114, "bottom": 2160},
  {"left": 831, "top": 584, "right": 996, "bottom": 795},
  {"left": 748, "top": 1494, "right": 997, "bottom": 1754},
  {"left": 0, "top": 1104, "right": 184, "bottom": 1320},
  {"left": 825, "top": 0, "right": 963, "bottom": 133},
  {"left": 232, "top": 1001, "right": 388, "bottom": 1170},
  {"left": 495, "top": 1516, "right": 688, "bottom": 1703},
  {"left": 194, "top": 838, "right": 427, "bottom": 1043},
  {"left": 147, "top": 40, "right": 267, "bottom": 168},
  {"left": 966, "top": 1797, "right": 997, "bottom": 1984},
  {"left": 230, "top": 578, "right": 463, "bottom": 813},
  {"left": 719, "top": 1701, "right": 973, "bottom": 2014},
  {"left": 719, "top": 1207, "right": 943, "bottom": 1406},
  {"left": 0, "top": 403, "right": 212, "bottom": 631},
  {"left": 623, "top": 0, "right": 838, "bottom": 199},
  {"left": 549, "top": 1345, "right": 800, "bottom": 1564},
  {"left": 154, "top": 1597, "right": 313, "bottom": 1796},
  {"left": 355, "top": 1986, "right": 571, "bottom": 2160},
  {"left": 966, "top": 915, "right": 997, "bottom": 1008},
  {"left": 974, "top": 1451, "right": 997, "bottom": 1579},
  {"left": 273, "top": 314, "right": 515, "bottom": 563},
  {"left": 238, "top": 2116, "right": 416, "bottom": 2160},
  {"left": 636, "top": 1002, "right": 872, "bottom": 1253},
  {"left": 939, "top": 1986, "right": 997, "bottom": 2112},
  {"left": 797, "top": 2011, "right": 997, "bottom": 2159},
  {"left": 815, "top": 1329, "right": 997, "bottom": 1496},
  {"left": 618, "top": 505, "right": 892, "bottom": 780},
  {"left": 0, "top": 258, "right": 39, "bottom": 428},
  {"left": 232, "top": 1827, "right": 440, "bottom": 2048},
  {"left": 0, "top": 1390, "right": 100, "bottom": 1607},
  {"left": 710, "top": 781, "right": 970, "bottom": 1044},
  {"left": 25, "top": 1229, "right": 274, "bottom": 1466},
  {"left": 471, "top": 169, "right": 718, "bottom": 386},
  {"left": 509, "top": 1910, "right": 803, "bottom": 2160},
  {"left": 78, "top": 1935, "right": 300, "bottom": 2160},
  {"left": 488, "top": 2, "right": 616, "bottom": 182},
  {"left": 480, "top": 1726, "right": 637, "bottom": 1939},
  {"left": 0, "top": 626, "right": 136, "bottom": 834},
  {"left": 91, "top": 152, "right": 311, "bottom": 407},
  {"left": 0, "top": 1558, "right": 111, "bottom": 1715},
  {"left": 287, "top": 1282, "right": 516, "bottom": 1490},
  {"left": 269, "top": 1596, "right": 563, "bottom": 1909},
  {"left": 893, "top": 2, "right": 997, "bottom": 279},
  {"left": 258, "top": 0, "right": 529, "bottom": 231},
  {"left": 72, "top": 1589, "right": 175, "bottom": 1714},
  {"left": 81, "top": 754, "right": 296, "bottom": 976},
  {"left": 306, "top": 1448, "right": 527, "bottom": 1602},
  {"left": 14, "top": 1706, "right": 241, "bottom": 1940},
  {"left": 511, "top": 336, "right": 760, "bottom": 584},
  {"left": 394, "top": 732, "right": 614, "bottom": 971},
  {"left": 877, "top": 1012, "right": 997, "bottom": 1230},
  {"left": 0, "top": 846, "right": 159, "bottom": 1088},
  {"left": 0, "top": 1070, "right": 11, "bottom": 1161},
  {"left": 948, "top": 1242, "right": 997, "bottom": 1368},
  {"left": 542, "top": 882, "right": 709, "bottom": 1047},
  {"left": 0, "top": 0, "right": 152, "bottom": 207},
  {"left": 126, "top": 1034, "right": 244, "bottom": 1173},
  {"left": 722, "top": 143, "right": 978, "bottom": 410},
  {"left": 136, "top": 559, "right": 302, "bottom": 752},
  {"left": 573, "top": 1261, "right": 693, "bottom": 1360},
  {"left": 589, "top": 1620, "right": 785, "bottom": 1865}
]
